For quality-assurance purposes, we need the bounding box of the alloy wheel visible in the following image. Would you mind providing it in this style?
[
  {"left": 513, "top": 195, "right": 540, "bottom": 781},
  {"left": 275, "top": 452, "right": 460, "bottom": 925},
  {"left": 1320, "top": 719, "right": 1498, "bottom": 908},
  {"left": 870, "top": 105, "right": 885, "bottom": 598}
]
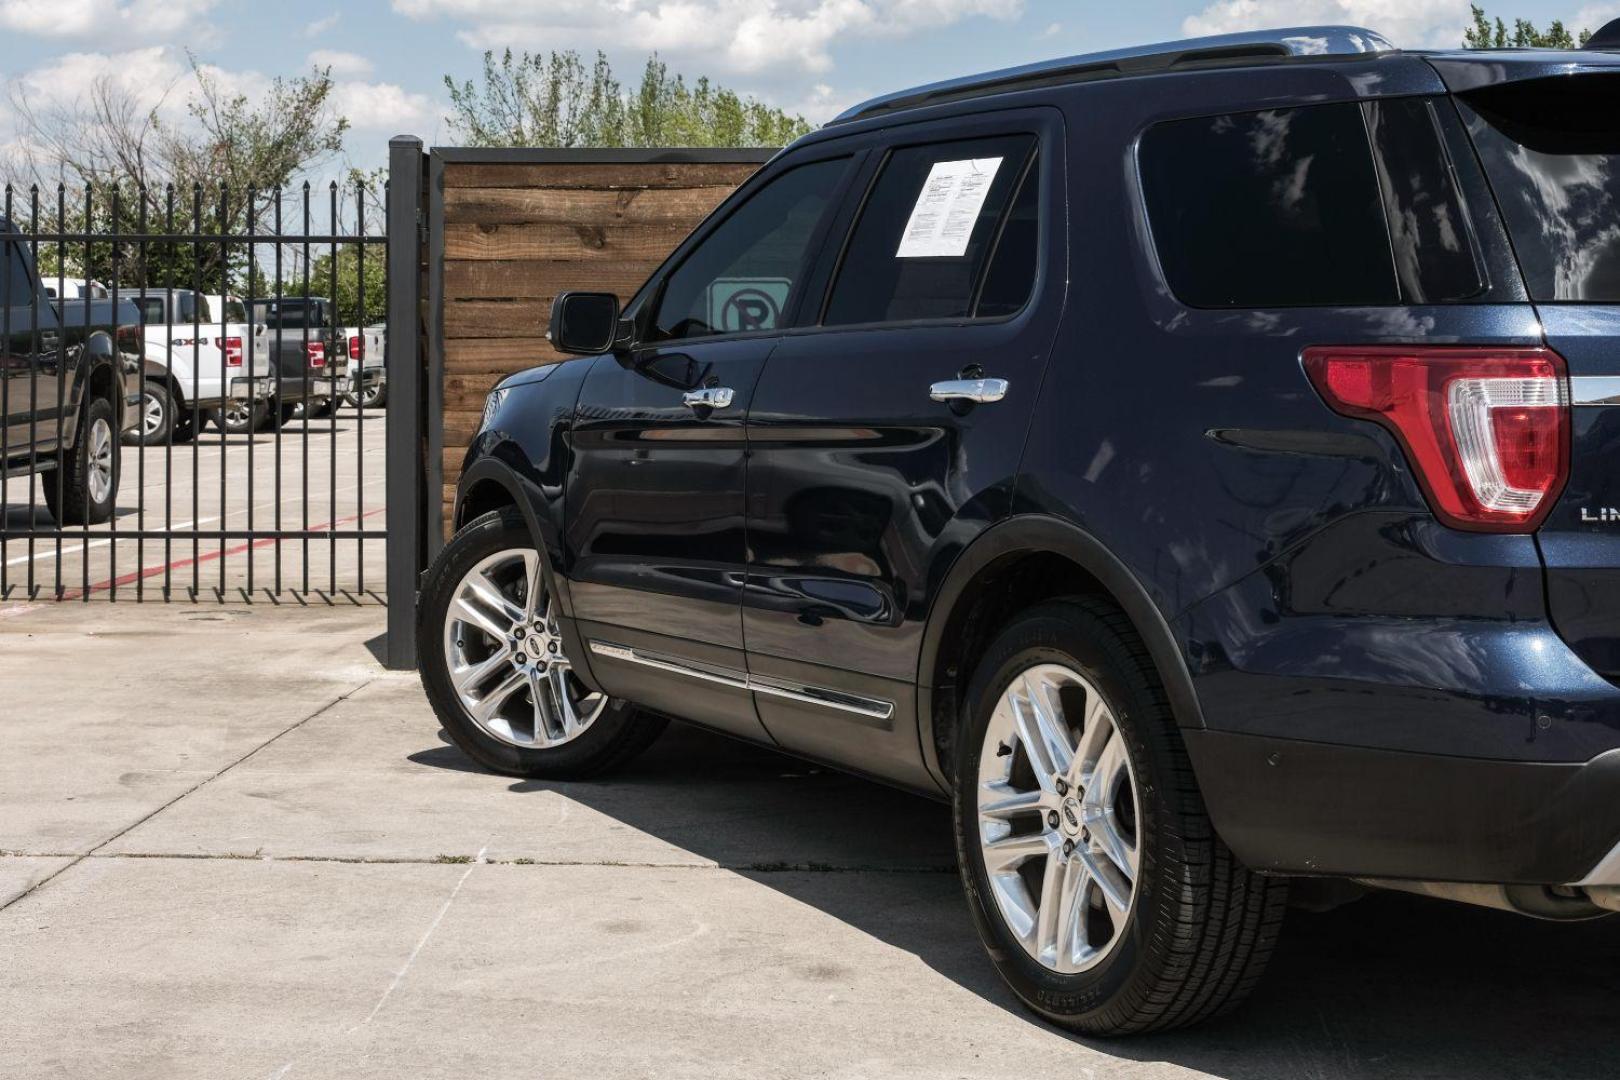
[
  {"left": 975, "top": 663, "right": 1140, "bottom": 974},
  {"left": 442, "top": 548, "right": 607, "bottom": 748},
  {"left": 87, "top": 416, "right": 115, "bottom": 504},
  {"left": 141, "top": 391, "right": 166, "bottom": 438}
]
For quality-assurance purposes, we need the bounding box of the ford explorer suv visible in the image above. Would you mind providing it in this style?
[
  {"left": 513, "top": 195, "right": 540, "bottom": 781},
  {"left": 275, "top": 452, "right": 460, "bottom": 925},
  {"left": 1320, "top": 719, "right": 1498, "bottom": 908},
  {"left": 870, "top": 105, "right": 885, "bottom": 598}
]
[
  {"left": 415, "top": 25, "right": 1620, "bottom": 1035},
  {"left": 3, "top": 224, "right": 141, "bottom": 525}
]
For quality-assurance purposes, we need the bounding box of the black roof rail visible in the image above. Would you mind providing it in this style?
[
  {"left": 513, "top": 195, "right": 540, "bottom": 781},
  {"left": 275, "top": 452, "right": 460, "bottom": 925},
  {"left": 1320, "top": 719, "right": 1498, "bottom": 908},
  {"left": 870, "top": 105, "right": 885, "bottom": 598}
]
[{"left": 829, "top": 25, "right": 1396, "bottom": 126}]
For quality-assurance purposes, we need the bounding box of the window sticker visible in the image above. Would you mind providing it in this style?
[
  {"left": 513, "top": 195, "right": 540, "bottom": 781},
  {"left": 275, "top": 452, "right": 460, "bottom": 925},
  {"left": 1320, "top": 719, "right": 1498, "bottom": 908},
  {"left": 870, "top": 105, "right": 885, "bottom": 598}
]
[
  {"left": 706, "top": 277, "right": 792, "bottom": 333},
  {"left": 896, "top": 157, "right": 1004, "bottom": 258}
]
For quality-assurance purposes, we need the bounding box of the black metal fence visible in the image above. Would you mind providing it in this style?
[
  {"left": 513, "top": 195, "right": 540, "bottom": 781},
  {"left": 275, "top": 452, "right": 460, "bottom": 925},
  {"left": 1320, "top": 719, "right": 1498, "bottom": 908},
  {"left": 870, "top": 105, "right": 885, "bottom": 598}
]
[{"left": 0, "top": 178, "right": 389, "bottom": 603}]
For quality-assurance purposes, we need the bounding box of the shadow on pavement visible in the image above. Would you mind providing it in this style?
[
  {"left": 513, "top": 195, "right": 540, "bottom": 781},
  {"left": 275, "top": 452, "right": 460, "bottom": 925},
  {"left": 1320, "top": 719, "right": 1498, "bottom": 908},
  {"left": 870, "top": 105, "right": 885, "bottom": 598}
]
[{"left": 410, "top": 721, "right": 1620, "bottom": 1079}]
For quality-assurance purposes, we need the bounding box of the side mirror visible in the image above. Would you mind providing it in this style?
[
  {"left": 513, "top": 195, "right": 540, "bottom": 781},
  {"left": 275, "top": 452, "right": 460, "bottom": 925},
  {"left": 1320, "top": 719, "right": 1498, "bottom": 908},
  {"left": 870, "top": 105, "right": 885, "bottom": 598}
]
[{"left": 549, "top": 291, "right": 621, "bottom": 355}]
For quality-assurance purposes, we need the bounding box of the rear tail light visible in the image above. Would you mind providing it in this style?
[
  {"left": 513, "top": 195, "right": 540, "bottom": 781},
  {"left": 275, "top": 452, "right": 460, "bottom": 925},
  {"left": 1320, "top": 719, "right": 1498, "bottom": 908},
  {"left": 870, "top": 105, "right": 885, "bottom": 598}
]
[
  {"left": 1303, "top": 346, "right": 1569, "bottom": 533},
  {"left": 306, "top": 341, "right": 326, "bottom": 368},
  {"left": 348, "top": 334, "right": 363, "bottom": 360},
  {"left": 117, "top": 323, "right": 141, "bottom": 352},
  {"left": 216, "top": 336, "right": 243, "bottom": 367}
]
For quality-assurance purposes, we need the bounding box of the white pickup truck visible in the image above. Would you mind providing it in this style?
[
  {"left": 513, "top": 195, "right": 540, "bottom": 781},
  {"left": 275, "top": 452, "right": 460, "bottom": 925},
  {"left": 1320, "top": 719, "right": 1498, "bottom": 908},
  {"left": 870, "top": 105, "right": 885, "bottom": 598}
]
[
  {"left": 129, "top": 289, "right": 275, "bottom": 444},
  {"left": 342, "top": 324, "right": 386, "bottom": 409}
]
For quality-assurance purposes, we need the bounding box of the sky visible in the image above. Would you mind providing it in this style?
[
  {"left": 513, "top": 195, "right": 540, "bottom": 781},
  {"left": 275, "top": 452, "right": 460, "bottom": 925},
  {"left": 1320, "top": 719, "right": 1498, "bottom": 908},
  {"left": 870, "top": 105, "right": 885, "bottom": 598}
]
[{"left": 0, "top": 0, "right": 1614, "bottom": 175}]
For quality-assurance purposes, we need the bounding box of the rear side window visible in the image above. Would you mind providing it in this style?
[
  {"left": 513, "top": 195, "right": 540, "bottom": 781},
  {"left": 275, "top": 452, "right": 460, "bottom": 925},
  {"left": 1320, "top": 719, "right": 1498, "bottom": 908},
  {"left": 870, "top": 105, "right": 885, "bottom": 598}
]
[
  {"left": 1140, "top": 104, "right": 1398, "bottom": 307},
  {"left": 824, "top": 134, "right": 1036, "bottom": 326},
  {"left": 1460, "top": 75, "right": 1620, "bottom": 302}
]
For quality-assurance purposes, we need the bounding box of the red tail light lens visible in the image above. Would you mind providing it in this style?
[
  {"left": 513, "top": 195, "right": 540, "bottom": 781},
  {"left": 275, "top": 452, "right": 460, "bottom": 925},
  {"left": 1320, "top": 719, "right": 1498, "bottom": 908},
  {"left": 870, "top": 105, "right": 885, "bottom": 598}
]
[
  {"left": 306, "top": 341, "right": 326, "bottom": 368},
  {"left": 216, "top": 336, "right": 243, "bottom": 367},
  {"left": 348, "top": 335, "right": 363, "bottom": 360},
  {"left": 117, "top": 324, "right": 141, "bottom": 352},
  {"left": 1303, "top": 346, "right": 1569, "bottom": 533}
]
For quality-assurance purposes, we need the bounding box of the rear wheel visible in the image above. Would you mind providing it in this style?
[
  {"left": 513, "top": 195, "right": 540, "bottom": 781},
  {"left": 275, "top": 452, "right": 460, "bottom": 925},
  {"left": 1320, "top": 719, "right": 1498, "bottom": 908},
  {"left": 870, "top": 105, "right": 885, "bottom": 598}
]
[
  {"left": 45, "top": 394, "right": 118, "bottom": 526},
  {"left": 954, "top": 598, "right": 1287, "bottom": 1036},
  {"left": 344, "top": 380, "right": 386, "bottom": 410},
  {"left": 417, "top": 509, "right": 667, "bottom": 778}
]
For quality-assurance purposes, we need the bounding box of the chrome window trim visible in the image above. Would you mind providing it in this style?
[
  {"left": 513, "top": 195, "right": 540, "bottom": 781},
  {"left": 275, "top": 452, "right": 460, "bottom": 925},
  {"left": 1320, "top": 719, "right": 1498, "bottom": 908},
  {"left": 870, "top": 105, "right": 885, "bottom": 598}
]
[
  {"left": 1570, "top": 376, "right": 1620, "bottom": 406},
  {"left": 588, "top": 640, "right": 895, "bottom": 722}
]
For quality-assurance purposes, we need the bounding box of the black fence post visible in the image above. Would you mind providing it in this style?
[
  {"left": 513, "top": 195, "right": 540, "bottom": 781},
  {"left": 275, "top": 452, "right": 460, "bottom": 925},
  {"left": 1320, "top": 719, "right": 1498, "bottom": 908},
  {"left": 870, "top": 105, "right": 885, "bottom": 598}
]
[{"left": 385, "top": 135, "right": 425, "bottom": 670}]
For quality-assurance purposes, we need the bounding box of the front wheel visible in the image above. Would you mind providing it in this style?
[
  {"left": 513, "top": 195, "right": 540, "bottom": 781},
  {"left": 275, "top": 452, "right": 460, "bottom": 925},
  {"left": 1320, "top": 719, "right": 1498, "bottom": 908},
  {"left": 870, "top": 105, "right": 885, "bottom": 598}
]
[
  {"left": 124, "top": 383, "right": 175, "bottom": 446},
  {"left": 954, "top": 598, "right": 1287, "bottom": 1036},
  {"left": 417, "top": 509, "right": 667, "bottom": 778}
]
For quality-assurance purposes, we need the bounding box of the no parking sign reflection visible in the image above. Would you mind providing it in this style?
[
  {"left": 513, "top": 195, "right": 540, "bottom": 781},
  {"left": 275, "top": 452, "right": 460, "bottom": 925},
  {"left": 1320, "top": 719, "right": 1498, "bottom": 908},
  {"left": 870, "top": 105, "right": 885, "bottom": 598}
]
[{"left": 706, "top": 277, "right": 791, "bottom": 333}]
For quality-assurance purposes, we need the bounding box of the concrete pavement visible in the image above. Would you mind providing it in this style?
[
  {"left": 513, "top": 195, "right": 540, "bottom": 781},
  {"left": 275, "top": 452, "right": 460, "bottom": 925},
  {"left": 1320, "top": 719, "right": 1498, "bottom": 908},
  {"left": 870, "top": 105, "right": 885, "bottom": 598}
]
[{"left": 2, "top": 602, "right": 1617, "bottom": 1079}]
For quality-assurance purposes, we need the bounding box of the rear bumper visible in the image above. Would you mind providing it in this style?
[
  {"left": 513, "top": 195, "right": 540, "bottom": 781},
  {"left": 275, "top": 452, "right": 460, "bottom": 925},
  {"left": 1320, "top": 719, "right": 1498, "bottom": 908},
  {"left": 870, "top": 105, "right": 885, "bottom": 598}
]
[{"left": 1187, "top": 732, "right": 1620, "bottom": 886}]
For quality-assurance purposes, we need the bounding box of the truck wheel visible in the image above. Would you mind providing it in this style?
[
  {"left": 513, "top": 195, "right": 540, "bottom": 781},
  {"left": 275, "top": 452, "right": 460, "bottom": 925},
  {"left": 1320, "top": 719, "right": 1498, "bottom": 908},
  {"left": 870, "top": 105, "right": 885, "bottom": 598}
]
[
  {"left": 211, "top": 399, "right": 266, "bottom": 436},
  {"left": 953, "top": 598, "right": 1287, "bottom": 1036},
  {"left": 417, "top": 508, "right": 668, "bottom": 779},
  {"left": 260, "top": 401, "right": 299, "bottom": 431},
  {"left": 45, "top": 394, "right": 119, "bottom": 526},
  {"left": 344, "top": 382, "right": 386, "bottom": 410},
  {"left": 124, "top": 383, "right": 175, "bottom": 446}
]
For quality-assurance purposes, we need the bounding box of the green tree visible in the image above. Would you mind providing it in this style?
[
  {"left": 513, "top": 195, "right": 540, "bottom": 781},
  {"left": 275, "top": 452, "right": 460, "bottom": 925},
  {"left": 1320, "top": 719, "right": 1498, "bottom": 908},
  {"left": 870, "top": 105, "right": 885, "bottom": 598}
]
[
  {"left": 1464, "top": 5, "right": 1595, "bottom": 48},
  {"left": 445, "top": 50, "right": 813, "bottom": 149}
]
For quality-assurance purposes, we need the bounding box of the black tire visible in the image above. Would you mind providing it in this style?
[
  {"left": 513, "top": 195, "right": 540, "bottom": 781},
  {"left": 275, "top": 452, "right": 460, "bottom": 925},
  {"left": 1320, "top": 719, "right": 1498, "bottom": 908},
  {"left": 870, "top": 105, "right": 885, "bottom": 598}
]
[
  {"left": 417, "top": 508, "right": 668, "bottom": 779},
  {"left": 123, "top": 382, "right": 175, "bottom": 446},
  {"left": 257, "top": 400, "right": 298, "bottom": 431},
  {"left": 45, "top": 393, "right": 119, "bottom": 526},
  {"left": 344, "top": 382, "right": 387, "bottom": 410},
  {"left": 953, "top": 597, "right": 1287, "bottom": 1036},
  {"left": 172, "top": 410, "right": 197, "bottom": 444},
  {"left": 210, "top": 399, "right": 267, "bottom": 435}
]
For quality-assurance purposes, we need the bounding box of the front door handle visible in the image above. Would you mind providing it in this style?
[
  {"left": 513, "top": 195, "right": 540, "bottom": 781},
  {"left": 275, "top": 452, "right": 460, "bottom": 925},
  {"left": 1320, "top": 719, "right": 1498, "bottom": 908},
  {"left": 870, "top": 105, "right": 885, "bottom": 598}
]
[
  {"left": 682, "top": 386, "right": 735, "bottom": 410},
  {"left": 929, "top": 377, "right": 1008, "bottom": 404}
]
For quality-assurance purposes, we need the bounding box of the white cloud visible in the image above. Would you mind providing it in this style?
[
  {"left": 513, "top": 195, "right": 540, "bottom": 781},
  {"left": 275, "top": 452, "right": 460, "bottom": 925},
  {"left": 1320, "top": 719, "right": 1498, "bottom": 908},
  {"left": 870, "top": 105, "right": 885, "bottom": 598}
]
[
  {"left": 331, "top": 80, "right": 439, "bottom": 132},
  {"left": 1182, "top": 0, "right": 1472, "bottom": 50},
  {"left": 309, "top": 49, "right": 375, "bottom": 78},
  {"left": 1573, "top": 3, "right": 1620, "bottom": 33},
  {"left": 1038, "top": 21, "right": 1061, "bottom": 38},
  {"left": 305, "top": 10, "right": 341, "bottom": 36},
  {"left": 0, "top": 0, "right": 219, "bottom": 45},
  {"left": 391, "top": 0, "right": 1023, "bottom": 74}
]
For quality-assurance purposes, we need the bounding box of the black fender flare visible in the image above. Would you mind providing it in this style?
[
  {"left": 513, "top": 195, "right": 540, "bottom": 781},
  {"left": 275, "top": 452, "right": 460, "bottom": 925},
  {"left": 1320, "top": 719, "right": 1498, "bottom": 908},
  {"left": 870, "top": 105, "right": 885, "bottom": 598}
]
[{"left": 914, "top": 514, "right": 1206, "bottom": 785}]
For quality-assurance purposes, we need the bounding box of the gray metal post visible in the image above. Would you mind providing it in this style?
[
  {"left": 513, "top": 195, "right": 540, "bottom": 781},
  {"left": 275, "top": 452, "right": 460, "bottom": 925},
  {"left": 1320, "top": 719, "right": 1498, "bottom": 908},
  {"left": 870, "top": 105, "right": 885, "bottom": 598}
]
[{"left": 385, "top": 135, "right": 425, "bottom": 670}]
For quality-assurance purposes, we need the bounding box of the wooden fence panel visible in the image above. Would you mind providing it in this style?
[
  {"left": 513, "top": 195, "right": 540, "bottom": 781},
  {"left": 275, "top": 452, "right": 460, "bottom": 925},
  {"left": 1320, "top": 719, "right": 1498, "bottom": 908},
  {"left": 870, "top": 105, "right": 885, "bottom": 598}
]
[{"left": 432, "top": 150, "right": 769, "bottom": 537}]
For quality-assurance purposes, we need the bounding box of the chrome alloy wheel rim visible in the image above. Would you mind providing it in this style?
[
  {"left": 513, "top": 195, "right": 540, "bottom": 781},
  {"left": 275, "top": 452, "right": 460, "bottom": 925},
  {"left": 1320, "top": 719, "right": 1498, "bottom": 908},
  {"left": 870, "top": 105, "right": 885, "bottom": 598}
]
[
  {"left": 87, "top": 417, "right": 115, "bottom": 503},
  {"left": 223, "top": 399, "right": 253, "bottom": 429},
  {"left": 141, "top": 391, "right": 166, "bottom": 437},
  {"left": 442, "top": 548, "right": 607, "bottom": 748},
  {"left": 976, "top": 664, "right": 1141, "bottom": 974}
]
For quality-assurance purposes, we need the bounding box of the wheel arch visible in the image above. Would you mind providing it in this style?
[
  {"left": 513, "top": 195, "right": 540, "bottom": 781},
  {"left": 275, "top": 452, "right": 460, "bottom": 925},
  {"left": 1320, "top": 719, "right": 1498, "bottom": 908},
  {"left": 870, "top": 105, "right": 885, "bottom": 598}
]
[{"left": 916, "top": 514, "right": 1204, "bottom": 785}]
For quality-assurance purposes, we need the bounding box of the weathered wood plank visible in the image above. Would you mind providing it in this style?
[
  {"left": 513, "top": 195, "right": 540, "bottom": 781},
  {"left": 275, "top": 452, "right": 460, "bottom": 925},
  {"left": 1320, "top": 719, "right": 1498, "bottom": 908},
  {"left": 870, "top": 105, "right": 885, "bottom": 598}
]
[
  {"left": 443, "top": 260, "right": 653, "bottom": 302},
  {"left": 442, "top": 185, "right": 732, "bottom": 227},
  {"left": 442, "top": 162, "right": 760, "bottom": 190},
  {"left": 443, "top": 222, "right": 693, "bottom": 262},
  {"left": 443, "top": 337, "right": 565, "bottom": 372}
]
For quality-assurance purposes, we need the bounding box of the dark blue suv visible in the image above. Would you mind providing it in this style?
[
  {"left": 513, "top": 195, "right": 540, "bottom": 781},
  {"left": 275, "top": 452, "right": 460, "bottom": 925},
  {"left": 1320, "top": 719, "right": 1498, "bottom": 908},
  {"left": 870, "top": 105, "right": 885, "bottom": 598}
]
[{"left": 418, "top": 25, "right": 1620, "bottom": 1034}]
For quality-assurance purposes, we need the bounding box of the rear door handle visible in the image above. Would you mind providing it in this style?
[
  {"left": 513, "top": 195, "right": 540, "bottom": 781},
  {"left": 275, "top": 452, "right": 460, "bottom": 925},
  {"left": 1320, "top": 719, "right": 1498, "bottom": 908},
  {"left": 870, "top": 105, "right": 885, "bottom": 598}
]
[
  {"left": 682, "top": 386, "right": 735, "bottom": 410},
  {"left": 929, "top": 377, "right": 1008, "bottom": 404}
]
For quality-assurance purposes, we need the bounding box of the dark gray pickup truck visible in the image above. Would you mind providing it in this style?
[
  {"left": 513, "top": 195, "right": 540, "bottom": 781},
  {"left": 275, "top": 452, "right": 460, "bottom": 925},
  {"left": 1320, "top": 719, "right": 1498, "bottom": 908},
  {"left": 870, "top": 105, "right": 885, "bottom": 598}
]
[
  {"left": 1, "top": 222, "right": 141, "bottom": 525},
  {"left": 251, "top": 296, "right": 351, "bottom": 424}
]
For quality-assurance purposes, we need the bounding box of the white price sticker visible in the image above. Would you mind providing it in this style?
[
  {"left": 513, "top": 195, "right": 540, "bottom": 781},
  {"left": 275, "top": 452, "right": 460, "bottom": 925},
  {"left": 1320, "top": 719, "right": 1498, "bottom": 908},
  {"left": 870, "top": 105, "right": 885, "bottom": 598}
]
[{"left": 896, "top": 157, "right": 1004, "bottom": 258}]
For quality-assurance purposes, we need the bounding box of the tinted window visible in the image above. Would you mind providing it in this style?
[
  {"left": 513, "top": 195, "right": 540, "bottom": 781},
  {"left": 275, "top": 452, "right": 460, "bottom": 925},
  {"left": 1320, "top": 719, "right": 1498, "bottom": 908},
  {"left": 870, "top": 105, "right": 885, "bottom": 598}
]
[
  {"left": 1365, "top": 98, "right": 1485, "bottom": 303},
  {"left": 652, "top": 158, "right": 847, "bottom": 341},
  {"left": 1461, "top": 76, "right": 1620, "bottom": 302},
  {"left": 137, "top": 297, "right": 167, "bottom": 325},
  {"left": 975, "top": 160, "right": 1040, "bottom": 318},
  {"left": 258, "top": 299, "right": 324, "bottom": 329},
  {"left": 825, "top": 134, "right": 1035, "bottom": 326},
  {"left": 4, "top": 243, "right": 33, "bottom": 306},
  {"left": 1140, "top": 104, "right": 1397, "bottom": 307}
]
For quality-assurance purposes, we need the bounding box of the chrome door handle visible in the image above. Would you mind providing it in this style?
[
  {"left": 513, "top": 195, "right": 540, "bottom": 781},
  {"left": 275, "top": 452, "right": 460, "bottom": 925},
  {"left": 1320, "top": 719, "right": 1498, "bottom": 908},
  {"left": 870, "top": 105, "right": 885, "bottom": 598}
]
[
  {"left": 929, "top": 377, "right": 1008, "bottom": 404},
  {"left": 682, "top": 386, "right": 735, "bottom": 410}
]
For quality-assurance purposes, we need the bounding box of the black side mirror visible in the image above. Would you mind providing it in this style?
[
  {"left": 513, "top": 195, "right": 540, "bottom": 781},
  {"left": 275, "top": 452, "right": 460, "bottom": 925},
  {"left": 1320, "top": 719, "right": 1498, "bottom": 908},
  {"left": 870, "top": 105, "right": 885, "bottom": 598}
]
[{"left": 549, "top": 292, "right": 621, "bottom": 355}]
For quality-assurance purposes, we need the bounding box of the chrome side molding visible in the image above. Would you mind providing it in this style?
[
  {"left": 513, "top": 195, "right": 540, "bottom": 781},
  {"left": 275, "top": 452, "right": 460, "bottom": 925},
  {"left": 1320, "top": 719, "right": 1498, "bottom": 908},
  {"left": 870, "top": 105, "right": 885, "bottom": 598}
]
[
  {"left": 1571, "top": 376, "right": 1620, "bottom": 406},
  {"left": 588, "top": 640, "right": 895, "bottom": 723}
]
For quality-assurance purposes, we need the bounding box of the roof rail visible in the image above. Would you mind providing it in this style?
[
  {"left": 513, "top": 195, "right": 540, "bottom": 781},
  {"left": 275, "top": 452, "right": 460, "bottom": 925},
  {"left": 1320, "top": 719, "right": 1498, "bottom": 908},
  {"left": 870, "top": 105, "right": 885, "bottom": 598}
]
[{"left": 829, "top": 25, "right": 1396, "bottom": 126}]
